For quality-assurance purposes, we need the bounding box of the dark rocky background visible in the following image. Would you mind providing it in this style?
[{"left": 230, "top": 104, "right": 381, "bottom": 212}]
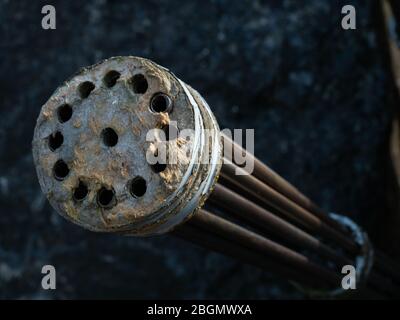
[{"left": 0, "top": 0, "right": 393, "bottom": 298}]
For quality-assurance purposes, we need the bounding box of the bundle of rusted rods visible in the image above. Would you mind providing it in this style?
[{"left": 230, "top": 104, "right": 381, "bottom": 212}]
[
  {"left": 174, "top": 135, "right": 400, "bottom": 299},
  {"left": 32, "top": 55, "right": 400, "bottom": 299}
]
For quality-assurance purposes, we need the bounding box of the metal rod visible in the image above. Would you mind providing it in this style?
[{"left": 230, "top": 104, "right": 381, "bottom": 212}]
[
  {"left": 224, "top": 135, "right": 400, "bottom": 284},
  {"left": 173, "top": 222, "right": 326, "bottom": 289},
  {"left": 209, "top": 183, "right": 350, "bottom": 267},
  {"left": 208, "top": 185, "right": 400, "bottom": 296},
  {"left": 220, "top": 159, "right": 359, "bottom": 254},
  {"left": 222, "top": 151, "right": 400, "bottom": 287},
  {"left": 222, "top": 134, "right": 349, "bottom": 233},
  {"left": 222, "top": 141, "right": 400, "bottom": 287},
  {"left": 187, "top": 209, "right": 341, "bottom": 288},
  {"left": 175, "top": 209, "right": 386, "bottom": 298}
]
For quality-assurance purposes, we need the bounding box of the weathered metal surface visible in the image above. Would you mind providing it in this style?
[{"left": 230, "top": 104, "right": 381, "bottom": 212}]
[{"left": 32, "top": 56, "right": 222, "bottom": 235}]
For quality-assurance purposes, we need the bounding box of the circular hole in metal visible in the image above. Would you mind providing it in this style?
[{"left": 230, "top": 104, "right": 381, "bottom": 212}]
[
  {"left": 162, "top": 124, "right": 179, "bottom": 141},
  {"left": 97, "top": 187, "right": 116, "bottom": 208},
  {"left": 53, "top": 160, "right": 70, "bottom": 181},
  {"left": 130, "top": 74, "right": 148, "bottom": 94},
  {"left": 129, "top": 177, "right": 147, "bottom": 198},
  {"left": 101, "top": 128, "right": 118, "bottom": 147},
  {"left": 103, "top": 70, "right": 120, "bottom": 88},
  {"left": 73, "top": 181, "right": 88, "bottom": 201},
  {"left": 150, "top": 93, "right": 173, "bottom": 113},
  {"left": 57, "top": 104, "right": 72, "bottom": 123},
  {"left": 78, "top": 81, "right": 95, "bottom": 98},
  {"left": 48, "top": 131, "right": 63, "bottom": 151},
  {"left": 151, "top": 162, "right": 167, "bottom": 173}
]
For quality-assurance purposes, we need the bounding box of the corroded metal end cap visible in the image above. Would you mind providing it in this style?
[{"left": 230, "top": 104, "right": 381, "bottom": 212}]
[{"left": 32, "top": 56, "right": 222, "bottom": 235}]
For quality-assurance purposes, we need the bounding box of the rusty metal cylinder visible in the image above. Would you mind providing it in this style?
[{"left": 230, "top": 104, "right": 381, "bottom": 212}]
[
  {"left": 32, "top": 56, "right": 400, "bottom": 298},
  {"left": 32, "top": 56, "right": 222, "bottom": 236}
]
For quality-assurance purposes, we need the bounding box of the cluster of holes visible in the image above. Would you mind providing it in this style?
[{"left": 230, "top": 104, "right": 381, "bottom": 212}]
[
  {"left": 148, "top": 92, "right": 174, "bottom": 174},
  {"left": 95, "top": 176, "right": 148, "bottom": 209},
  {"left": 149, "top": 92, "right": 174, "bottom": 173},
  {"left": 50, "top": 104, "right": 71, "bottom": 152},
  {"left": 49, "top": 72, "right": 182, "bottom": 211}
]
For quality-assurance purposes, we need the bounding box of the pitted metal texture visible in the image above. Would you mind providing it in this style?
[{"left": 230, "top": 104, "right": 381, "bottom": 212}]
[{"left": 32, "top": 56, "right": 222, "bottom": 235}]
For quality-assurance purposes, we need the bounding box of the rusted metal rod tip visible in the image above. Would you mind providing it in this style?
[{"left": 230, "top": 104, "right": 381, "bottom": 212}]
[{"left": 32, "top": 56, "right": 222, "bottom": 236}]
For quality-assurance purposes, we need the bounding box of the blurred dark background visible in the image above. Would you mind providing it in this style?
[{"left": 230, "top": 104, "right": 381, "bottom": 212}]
[{"left": 0, "top": 0, "right": 393, "bottom": 298}]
